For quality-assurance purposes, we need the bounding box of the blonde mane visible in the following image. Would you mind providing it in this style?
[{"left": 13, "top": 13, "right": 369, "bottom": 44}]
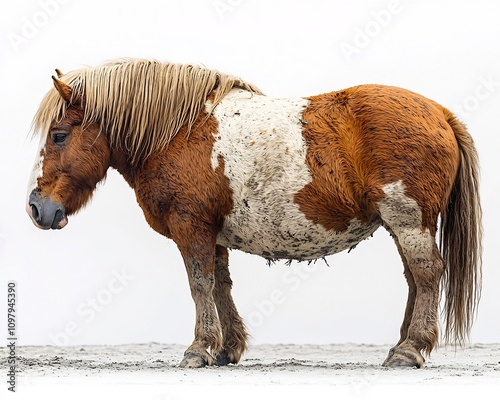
[{"left": 32, "top": 59, "right": 263, "bottom": 163}]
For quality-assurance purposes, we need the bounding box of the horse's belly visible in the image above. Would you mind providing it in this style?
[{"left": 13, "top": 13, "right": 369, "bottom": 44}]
[
  {"left": 217, "top": 213, "right": 379, "bottom": 260},
  {"left": 211, "top": 89, "right": 379, "bottom": 260}
]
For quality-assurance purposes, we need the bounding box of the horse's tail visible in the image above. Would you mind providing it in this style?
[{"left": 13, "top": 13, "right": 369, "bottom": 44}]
[{"left": 440, "top": 109, "right": 482, "bottom": 345}]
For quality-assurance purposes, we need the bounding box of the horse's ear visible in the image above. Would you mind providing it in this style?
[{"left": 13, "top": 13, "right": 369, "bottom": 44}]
[
  {"left": 55, "top": 68, "right": 64, "bottom": 78},
  {"left": 52, "top": 76, "right": 73, "bottom": 103}
]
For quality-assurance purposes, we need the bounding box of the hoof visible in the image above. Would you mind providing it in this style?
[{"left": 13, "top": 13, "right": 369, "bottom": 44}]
[
  {"left": 179, "top": 351, "right": 210, "bottom": 368},
  {"left": 382, "top": 347, "right": 424, "bottom": 368},
  {"left": 215, "top": 349, "right": 231, "bottom": 366}
]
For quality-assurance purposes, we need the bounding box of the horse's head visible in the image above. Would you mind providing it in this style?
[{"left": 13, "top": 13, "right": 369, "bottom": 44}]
[{"left": 26, "top": 74, "right": 111, "bottom": 230}]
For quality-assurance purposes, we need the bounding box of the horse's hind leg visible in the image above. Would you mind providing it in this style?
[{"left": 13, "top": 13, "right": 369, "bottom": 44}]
[
  {"left": 389, "top": 231, "right": 417, "bottom": 347},
  {"left": 382, "top": 242, "right": 443, "bottom": 368},
  {"left": 213, "top": 245, "right": 249, "bottom": 365},
  {"left": 378, "top": 182, "right": 444, "bottom": 368}
]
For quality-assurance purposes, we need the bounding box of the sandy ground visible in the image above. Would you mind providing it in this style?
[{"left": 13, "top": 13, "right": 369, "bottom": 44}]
[{"left": 1, "top": 343, "right": 499, "bottom": 399}]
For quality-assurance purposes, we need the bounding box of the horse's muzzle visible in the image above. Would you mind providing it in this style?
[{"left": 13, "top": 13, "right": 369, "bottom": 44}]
[{"left": 27, "top": 190, "right": 68, "bottom": 230}]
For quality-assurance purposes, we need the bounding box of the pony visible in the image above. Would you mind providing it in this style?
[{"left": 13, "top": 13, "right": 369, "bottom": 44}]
[{"left": 26, "top": 59, "right": 482, "bottom": 368}]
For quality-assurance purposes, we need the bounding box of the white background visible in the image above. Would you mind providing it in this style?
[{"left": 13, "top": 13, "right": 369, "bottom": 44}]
[{"left": 0, "top": 0, "right": 499, "bottom": 349}]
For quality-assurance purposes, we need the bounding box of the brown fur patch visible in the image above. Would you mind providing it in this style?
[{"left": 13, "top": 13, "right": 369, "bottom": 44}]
[
  {"left": 295, "top": 85, "right": 460, "bottom": 235},
  {"left": 111, "top": 111, "right": 234, "bottom": 249}
]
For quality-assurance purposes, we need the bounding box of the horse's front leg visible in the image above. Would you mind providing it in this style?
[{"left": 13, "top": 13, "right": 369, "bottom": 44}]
[
  {"left": 171, "top": 216, "right": 222, "bottom": 368},
  {"left": 213, "top": 245, "right": 248, "bottom": 365}
]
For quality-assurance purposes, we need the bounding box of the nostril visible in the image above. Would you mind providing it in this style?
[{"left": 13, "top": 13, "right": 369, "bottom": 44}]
[
  {"left": 30, "top": 203, "right": 40, "bottom": 222},
  {"left": 52, "top": 209, "right": 63, "bottom": 230}
]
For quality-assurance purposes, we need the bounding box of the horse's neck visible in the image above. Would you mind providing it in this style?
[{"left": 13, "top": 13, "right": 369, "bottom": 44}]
[{"left": 109, "top": 149, "right": 137, "bottom": 189}]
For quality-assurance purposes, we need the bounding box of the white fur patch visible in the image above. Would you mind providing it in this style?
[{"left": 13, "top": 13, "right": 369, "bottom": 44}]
[
  {"left": 377, "top": 181, "right": 433, "bottom": 259},
  {"left": 27, "top": 137, "right": 46, "bottom": 197},
  {"left": 210, "top": 89, "right": 380, "bottom": 260}
]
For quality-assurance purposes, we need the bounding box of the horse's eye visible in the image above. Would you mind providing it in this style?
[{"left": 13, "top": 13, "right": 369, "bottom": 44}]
[{"left": 52, "top": 132, "right": 68, "bottom": 144}]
